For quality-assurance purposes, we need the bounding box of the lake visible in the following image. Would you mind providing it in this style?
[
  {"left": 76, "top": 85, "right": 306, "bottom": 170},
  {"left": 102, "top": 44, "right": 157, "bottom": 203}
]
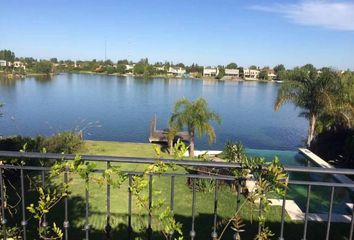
[{"left": 0, "top": 73, "right": 307, "bottom": 150}]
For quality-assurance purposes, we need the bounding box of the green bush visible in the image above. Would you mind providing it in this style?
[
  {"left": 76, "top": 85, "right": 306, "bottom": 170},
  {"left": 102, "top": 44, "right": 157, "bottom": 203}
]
[
  {"left": 42, "top": 131, "right": 83, "bottom": 153},
  {"left": 0, "top": 131, "right": 83, "bottom": 154},
  {"left": 0, "top": 135, "right": 44, "bottom": 151}
]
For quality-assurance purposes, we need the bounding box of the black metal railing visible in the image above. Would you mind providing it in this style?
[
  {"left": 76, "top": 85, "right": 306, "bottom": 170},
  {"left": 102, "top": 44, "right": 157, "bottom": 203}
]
[{"left": 0, "top": 150, "right": 354, "bottom": 240}]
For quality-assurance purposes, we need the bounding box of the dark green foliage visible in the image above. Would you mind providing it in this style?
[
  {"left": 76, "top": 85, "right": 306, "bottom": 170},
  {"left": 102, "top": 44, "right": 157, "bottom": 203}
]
[
  {"left": 116, "top": 64, "right": 126, "bottom": 74},
  {"left": 258, "top": 70, "right": 269, "bottom": 80},
  {"left": 41, "top": 131, "right": 83, "bottom": 153},
  {"left": 0, "top": 132, "right": 83, "bottom": 154},
  {"left": 216, "top": 66, "right": 225, "bottom": 79},
  {"left": 0, "top": 49, "right": 15, "bottom": 62},
  {"left": 34, "top": 60, "right": 53, "bottom": 74},
  {"left": 226, "top": 62, "right": 238, "bottom": 69},
  {"left": 310, "top": 127, "right": 354, "bottom": 166},
  {"left": 133, "top": 62, "right": 145, "bottom": 75},
  {"left": 106, "top": 66, "right": 116, "bottom": 74}
]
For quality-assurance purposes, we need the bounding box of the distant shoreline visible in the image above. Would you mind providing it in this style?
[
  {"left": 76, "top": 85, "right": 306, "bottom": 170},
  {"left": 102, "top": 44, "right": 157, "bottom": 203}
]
[{"left": 57, "top": 70, "right": 279, "bottom": 83}]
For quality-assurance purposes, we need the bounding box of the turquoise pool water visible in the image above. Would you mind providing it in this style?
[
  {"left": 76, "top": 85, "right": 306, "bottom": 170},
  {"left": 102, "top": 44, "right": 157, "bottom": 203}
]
[{"left": 246, "top": 149, "right": 354, "bottom": 215}]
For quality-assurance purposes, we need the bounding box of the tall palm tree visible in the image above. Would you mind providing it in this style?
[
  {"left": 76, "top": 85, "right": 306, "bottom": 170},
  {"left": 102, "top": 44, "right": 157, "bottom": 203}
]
[
  {"left": 169, "top": 97, "right": 221, "bottom": 157},
  {"left": 274, "top": 66, "right": 339, "bottom": 147}
]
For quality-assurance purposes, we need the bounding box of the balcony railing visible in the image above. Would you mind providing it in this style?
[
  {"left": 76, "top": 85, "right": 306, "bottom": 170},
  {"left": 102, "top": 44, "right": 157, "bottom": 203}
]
[{"left": 0, "top": 150, "right": 353, "bottom": 240}]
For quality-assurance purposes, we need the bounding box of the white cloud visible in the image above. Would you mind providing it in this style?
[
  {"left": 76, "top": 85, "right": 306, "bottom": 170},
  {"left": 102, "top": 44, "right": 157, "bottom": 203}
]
[{"left": 250, "top": 1, "right": 354, "bottom": 31}]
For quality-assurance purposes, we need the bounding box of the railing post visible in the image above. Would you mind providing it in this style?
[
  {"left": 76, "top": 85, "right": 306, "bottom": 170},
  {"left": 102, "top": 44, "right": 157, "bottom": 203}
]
[
  {"left": 169, "top": 175, "right": 175, "bottom": 240},
  {"left": 211, "top": 180, "right": 218, "bottom": 240},
  {"left": 63, "top": 165, "right": 70, "bottom": 240},
  {"left": 127, "top": 175, "right": 133, "bottom": 240},
  {"left": 84, "top": 174, "right": 90, "bottom": 240},
  {"left": 325, "top": 186, "right": 335, "bottom": 240},
  {"left": 41, "top": 170, "right": 48, "bottom": 228},
  {"left": 105, "top": 161, "right": 112, "bottom": 239},
  {"left": 278, "top": 189, "right": 287, "bottom": 240},
  {"left": 0, "top": 168, "right": 7, "bottom": 239},
  {"left": 349, "top": 201, "right": 354, "bottom": 240},
  {"left": 147, "top": 175, "right": 153, "bottom": 240},
  {"left": 190, "top": 178, "right": 196, "bottom": 240},
  {"left": 233, "top": 179, "right": 241, "bottom": 240},
  {"left": 20, "top": 169, "right": 27, "bottom": 240},
  {"left": 302, "top": 185, "right": 311, "bottom": 240}
]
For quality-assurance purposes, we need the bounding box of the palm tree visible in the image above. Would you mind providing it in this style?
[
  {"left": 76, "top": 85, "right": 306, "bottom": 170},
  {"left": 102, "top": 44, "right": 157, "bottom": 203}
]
[
  {"left": 169, "top": 97, "right": 221, "bottom": 157},
  {"left": 274, "top": 66, "right": 339, "bottom": 147}
]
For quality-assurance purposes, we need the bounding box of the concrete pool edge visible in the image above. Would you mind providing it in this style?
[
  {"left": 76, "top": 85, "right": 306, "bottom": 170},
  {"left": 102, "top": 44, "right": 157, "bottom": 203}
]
[{"left": 298, "top": 148, "right": 354, "bottom": 192}]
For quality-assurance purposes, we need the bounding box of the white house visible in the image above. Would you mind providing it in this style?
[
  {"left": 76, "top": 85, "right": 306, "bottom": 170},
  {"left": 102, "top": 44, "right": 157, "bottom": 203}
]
[
  {"left": 203, "top": 67, "right": 219, "bottom": 77},
  {"left": 243, "top": 68, "right": 260, "bottom": 79},
  {"left": 125, "top": 64, "right": 135, "bottom": 71},
  {"left": 154, "top": 66, "right": 165, "bottom": 72},
  {"left": 224, "top": 69, "right": 239, "bottom": 77},
  {"left": 0, "top": 60, "right": 6, "bottom": 67},
  {"left": 168, "top": 67, "right": 186, "bottom": 75},
  {"left": 13, "top": 61, "right": 26, "bottom": 70}
]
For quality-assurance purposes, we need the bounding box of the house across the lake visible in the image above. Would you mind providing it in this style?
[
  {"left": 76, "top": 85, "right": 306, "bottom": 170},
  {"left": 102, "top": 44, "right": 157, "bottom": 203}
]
[
  {"left": 154, "top": 66, "right": 165, "bottom": 72},
  {"left": 203, "top": 67, "right": 219, "bottom": 77},
  {"left": 267, "top": 69, "right": 276, "bottom": 80},
  {"left": 168, "top": 67, "right": 186, "bottom": 76},
  {"left": 13, "top": 61, "right": 26, "bottom": 70},
  {"left": 243, "top": 68, "right": 260, "bottom": 80},
  {"left": 125, "top": 64, "right": 135, "bottom": 71},
  {"left": 224, "top": 68, "right": 240, "bottom": 78},
  {"left": 0, "top": 60, "right": 6, "bottom": 67}
]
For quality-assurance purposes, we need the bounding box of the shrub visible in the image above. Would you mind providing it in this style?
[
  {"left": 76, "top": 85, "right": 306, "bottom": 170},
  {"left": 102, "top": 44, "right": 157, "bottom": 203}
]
[
  {"left": 310, "top": 127, "right": 354, "bottom": 167},
  {"left": 0, "top": 131, "right": 83, "bottom": 154},
  {"left": 0, "top": 135, "right": 44, "bottom": 152},
  {"left": 41, "top": 131, "right": 83, "bottom": 153}
]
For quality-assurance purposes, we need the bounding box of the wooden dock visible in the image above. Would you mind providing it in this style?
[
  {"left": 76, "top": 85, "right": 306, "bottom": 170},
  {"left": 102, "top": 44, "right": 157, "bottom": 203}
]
[{"left": 148, "top": 116, "right": 190, "bottom": 143}]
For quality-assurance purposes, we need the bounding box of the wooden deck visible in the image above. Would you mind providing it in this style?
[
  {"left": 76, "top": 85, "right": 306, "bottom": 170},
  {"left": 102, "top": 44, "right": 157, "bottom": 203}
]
[{"left": 148, "top": 116, "right": 190, "bottom": 143}]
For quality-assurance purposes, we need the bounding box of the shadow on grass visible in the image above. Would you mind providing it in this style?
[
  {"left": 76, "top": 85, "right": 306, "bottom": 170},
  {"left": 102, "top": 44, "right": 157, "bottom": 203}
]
[{"left": 25, "top": 197, "right": 353, "bottom": 240}]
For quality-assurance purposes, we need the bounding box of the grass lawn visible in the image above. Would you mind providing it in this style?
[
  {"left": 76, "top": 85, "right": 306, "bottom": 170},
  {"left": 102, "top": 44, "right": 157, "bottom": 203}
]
[{"left": 19, "top": 141, "right": 352, "bottom": 239}]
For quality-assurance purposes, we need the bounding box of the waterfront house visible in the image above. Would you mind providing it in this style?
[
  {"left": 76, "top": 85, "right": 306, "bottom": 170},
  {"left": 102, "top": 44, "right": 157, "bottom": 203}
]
[
  {"left": 168, "top": 67, "right": 186, "bottom": 76},
  {"left": 224, "top": 68, "right": 240, "bottom": 78},
  {"left": 203, "top": 67, "right": 219, "bottom": 77},
  {"left": 243, "top": 68, "right": 260, "bottom": 79},
  {"left": 0, "top": 60, "right": 6, "bottom": 67},
  {"left": 13, "top": 61, "right": 26, "bottom": 70},
  {"left": 154, "top": 66, "right": 165, "bottom": 72},
  {"left": 125, "top": 64, "right": 135, "bottom": 71},
  {"left": 267, "top": 69, "right": 276, "bottom": 80}
]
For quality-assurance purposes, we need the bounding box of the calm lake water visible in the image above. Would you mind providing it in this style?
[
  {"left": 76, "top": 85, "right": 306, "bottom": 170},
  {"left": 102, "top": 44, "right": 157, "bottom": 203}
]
[{"left": 0, "top": 73, "right": 307, "bottom": 150}]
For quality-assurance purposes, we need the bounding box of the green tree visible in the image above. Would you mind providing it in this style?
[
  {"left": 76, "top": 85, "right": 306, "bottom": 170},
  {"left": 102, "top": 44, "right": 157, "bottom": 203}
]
[
  {"left": 216, "top": 66, "right": 225, "bottom": 79},
  {"left": 274, "top": 66, "right": 339, "bottom": 147},
  {"left": 259, "top": 70, "right": 269, "bottom": 80},
  {"left": 144, "top": 64, "right": 155, "bottom": 77},
  {"left": 34, "top": 61, "right": 53, "bottom": 75},
  {"left": 274, "top": 64, "right": 285, "bottom": 74},
  {"left": 117, "top": 59, "right": 129, "bottom": 65},
  {"left": 133, "top": 62, "right": 145, "bottom": 75},
  {"left": 116, "top": 64, "right": 126, "bottom": 74},
  {"left": 106, "top": 66, "right": 116, "bottom": 74},
  {"left": 249, "top": 65, "right": 258, "bottom": 70},
  {"left": 169, "top": 97, "right": 221, "bottom": 157},
  {"left": 0, "top": 49, "right": 15, "bottom": 62},
  {"left": 226, "top": 62, "right": 238, "bottom": 69}
]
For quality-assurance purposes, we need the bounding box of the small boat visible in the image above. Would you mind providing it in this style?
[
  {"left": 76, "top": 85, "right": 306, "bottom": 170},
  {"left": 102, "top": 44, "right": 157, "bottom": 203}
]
[{"left": 275, "top": 80, "right": 284, "bottom": 83}]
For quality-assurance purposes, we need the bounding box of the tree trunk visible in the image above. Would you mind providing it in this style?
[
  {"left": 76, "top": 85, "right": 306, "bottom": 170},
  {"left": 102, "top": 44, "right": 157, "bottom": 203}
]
[
  {"left": 189, "top": 131, "right": 195, "bottom": 157},
  {"left": 307, "top": 113, "right": 316, "bottom": 147}
]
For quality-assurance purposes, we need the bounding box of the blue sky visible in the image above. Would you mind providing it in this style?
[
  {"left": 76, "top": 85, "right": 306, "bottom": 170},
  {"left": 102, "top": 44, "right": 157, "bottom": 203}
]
[{"left": 1, "top": 0, "right": 354, "bottom": 69}]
